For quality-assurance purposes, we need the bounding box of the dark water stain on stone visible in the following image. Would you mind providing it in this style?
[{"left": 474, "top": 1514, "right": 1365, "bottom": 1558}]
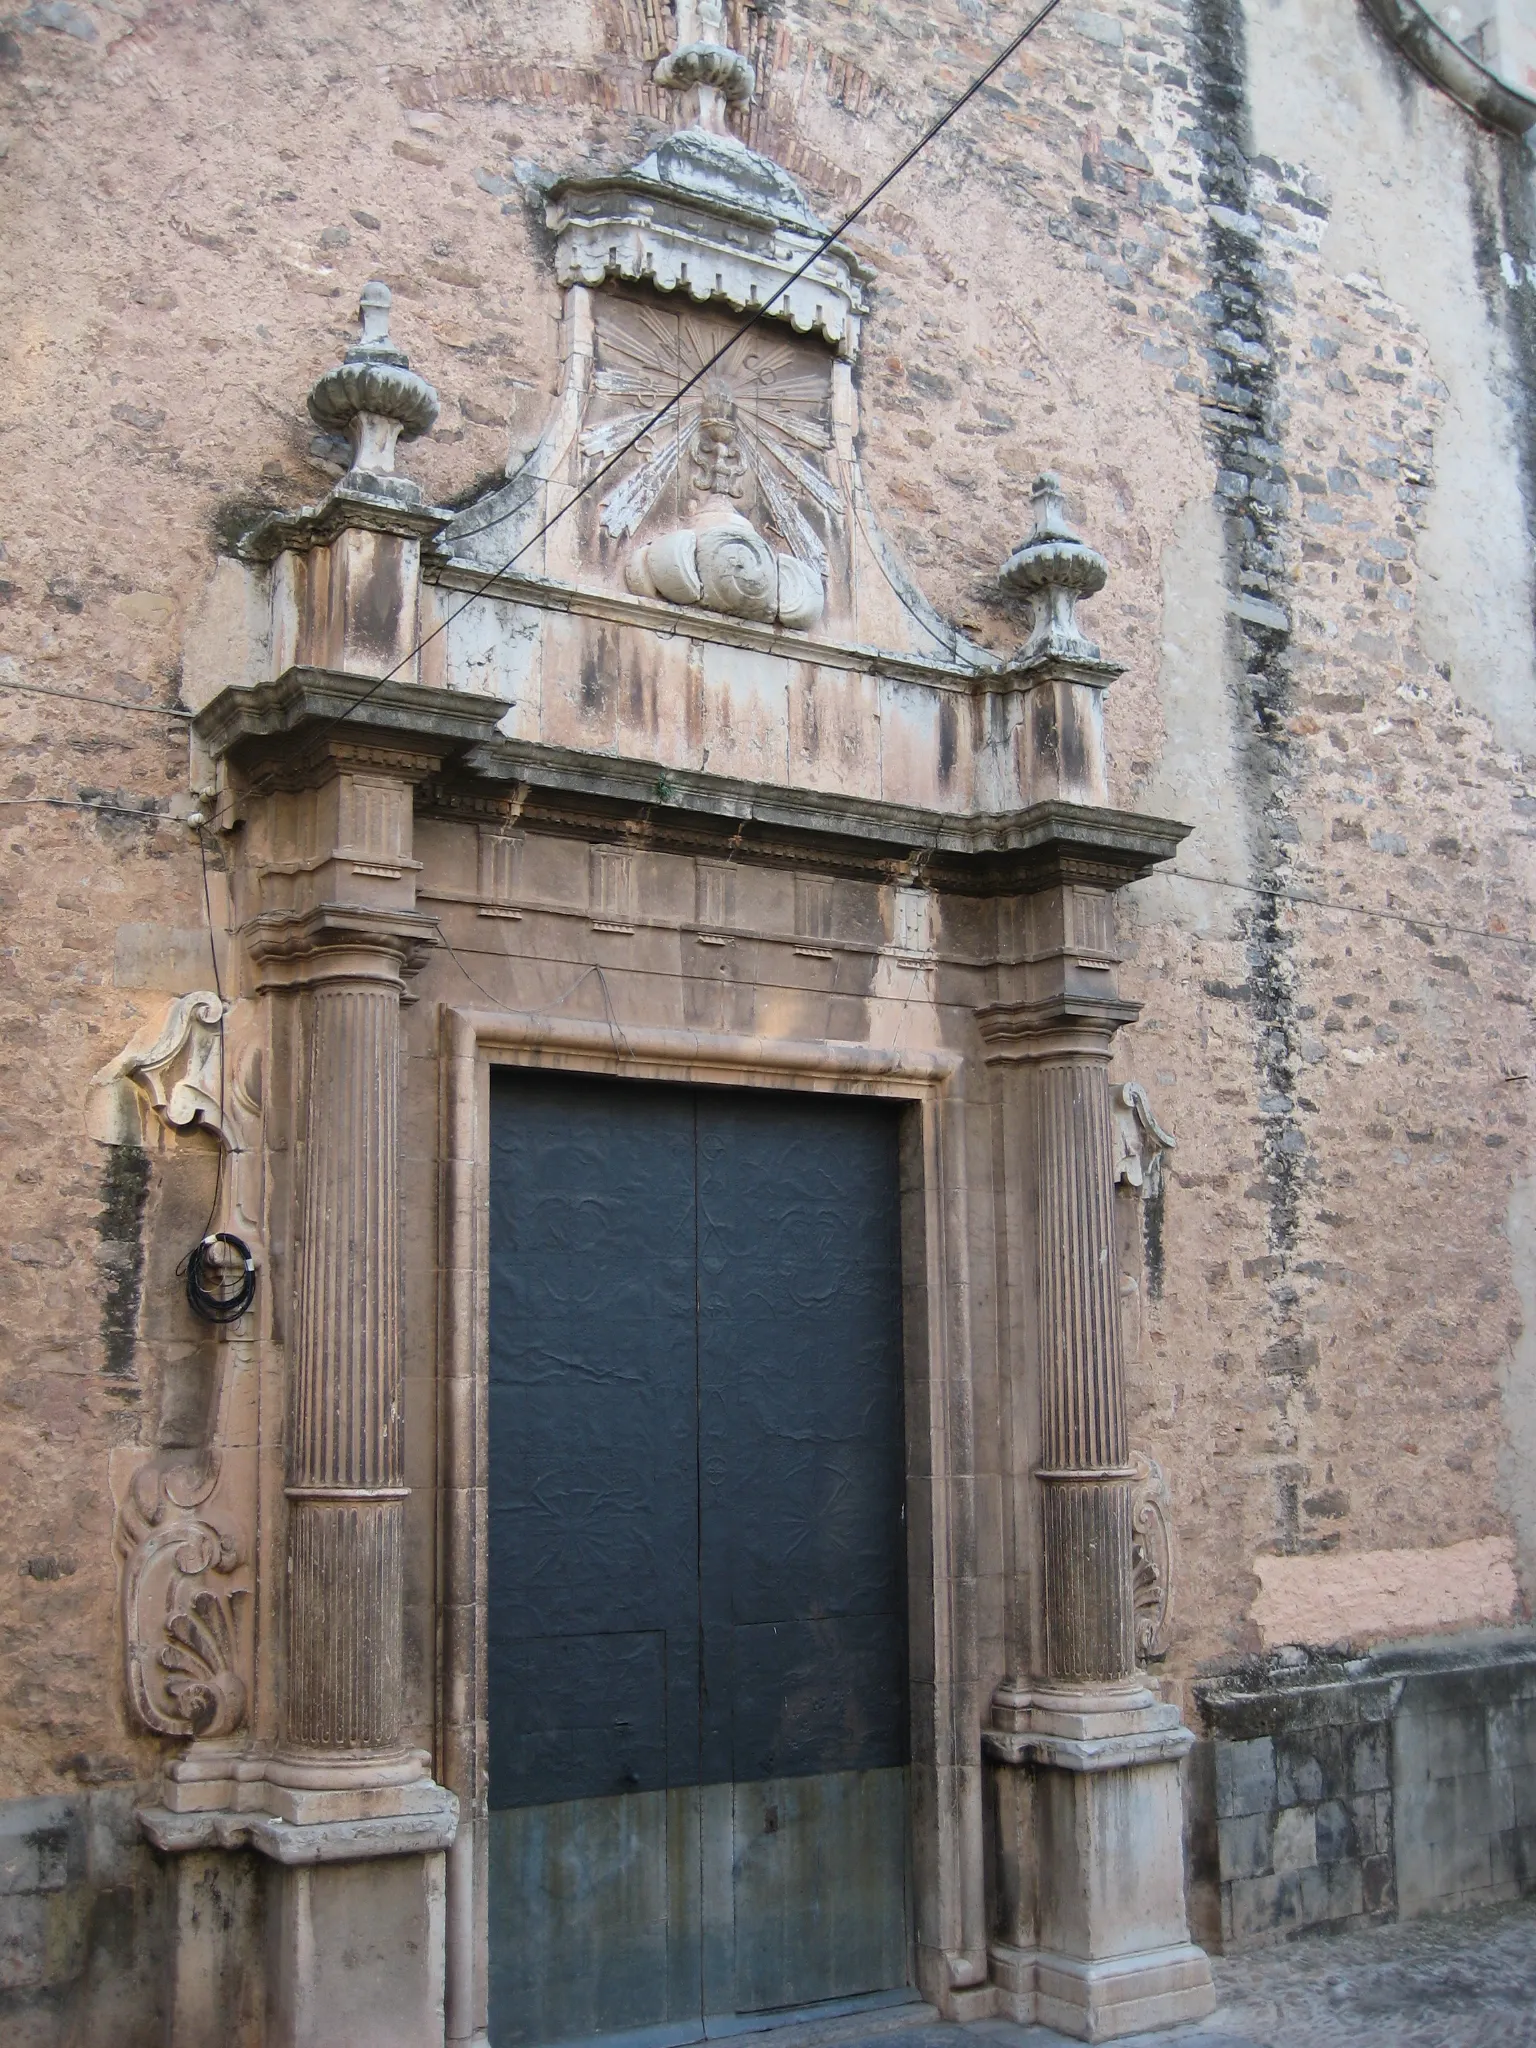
[
  {"left": 97, "top": 1144, "right": 150, "bottom": 1379},
  {"left": 937, "top": 697, "right": 958, "bottom": 786},
  {"left": 1188, "top": 0, "right": 1306, "bottom": 1275},
  {"left": 1142, "top": 1178, "right": 1167, "bottom": 1301},
  {"left": 1466, "top": 135, "right": 1536, "bottom": 661}
]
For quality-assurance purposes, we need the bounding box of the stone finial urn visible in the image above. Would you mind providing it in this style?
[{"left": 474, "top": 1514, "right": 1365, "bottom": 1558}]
[
  {"left": 307, "top": 281, "right": 440, "bottom": 499},
  {"left": 1000, "top": 471, "right": 1109, "bottom": 665}
]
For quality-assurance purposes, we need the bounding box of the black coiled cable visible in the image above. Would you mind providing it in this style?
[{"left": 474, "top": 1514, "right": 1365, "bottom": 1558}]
[{"left": 182, "top": 1232, "right": 257, "bottom": 1325}]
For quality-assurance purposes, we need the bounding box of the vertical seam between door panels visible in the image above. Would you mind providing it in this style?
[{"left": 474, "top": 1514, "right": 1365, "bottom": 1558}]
[{"left": 693, "top": 1095, "right": 707, "bottom": 2031}]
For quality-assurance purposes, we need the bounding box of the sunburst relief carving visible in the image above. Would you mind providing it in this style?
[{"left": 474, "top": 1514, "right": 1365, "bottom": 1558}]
[{"left": 583, "top": 299, "right": 843, "bottom": 572}]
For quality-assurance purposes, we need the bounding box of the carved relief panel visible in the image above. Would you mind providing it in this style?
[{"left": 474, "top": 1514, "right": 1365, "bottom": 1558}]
[{"left": 582, "top": 295, "right": 848, "bottom": 627}]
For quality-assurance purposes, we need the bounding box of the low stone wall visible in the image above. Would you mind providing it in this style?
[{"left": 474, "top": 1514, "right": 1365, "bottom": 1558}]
[
  {"left": 0, "top": 1789, "right": 164, "bottom": 2048},
  {"left": 1190, "top": 1629, "right": 1536, "bottom": 1950}
]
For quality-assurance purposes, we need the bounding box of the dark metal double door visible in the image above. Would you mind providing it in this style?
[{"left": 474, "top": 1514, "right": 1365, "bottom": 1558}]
[{"left": 487, "top": 1072, "right": 910, "bottom": 2048}]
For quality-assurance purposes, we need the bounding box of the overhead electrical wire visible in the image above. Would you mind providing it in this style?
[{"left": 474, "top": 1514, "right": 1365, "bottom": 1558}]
[{"left": 0, "top": 677, "right": 192, "bottom": 719}]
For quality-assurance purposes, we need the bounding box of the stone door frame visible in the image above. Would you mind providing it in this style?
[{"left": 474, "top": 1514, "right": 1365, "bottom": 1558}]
[{"left": 437, "top": 1004, "right": 982, "bottom": 2044}]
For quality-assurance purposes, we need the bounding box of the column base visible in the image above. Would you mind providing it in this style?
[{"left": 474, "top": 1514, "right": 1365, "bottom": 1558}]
[
  {"left": 141, "top": 1784, "right": 458, "bottom": 2048},
  {"left": 155, "top": 1741, "right": 444, "bottom": 1824},
  {"left": 991, "top": 1939, "right": 1216, "bottom": 2041},
  {"left": 984, "top": 1697, "right": 1215, "bottom": 2042}
]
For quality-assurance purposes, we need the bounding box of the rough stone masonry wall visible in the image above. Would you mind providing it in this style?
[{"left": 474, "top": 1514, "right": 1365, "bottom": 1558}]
[
  {"left": 3, "top": 0, "right": 1536, "bottom": 2018},
  {"left": 1193, "top": 1630, "right": 1536, "bottom": 1946}
]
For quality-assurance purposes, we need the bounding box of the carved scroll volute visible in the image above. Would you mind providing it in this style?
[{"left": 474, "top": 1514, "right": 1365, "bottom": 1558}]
[
  {"left": 87, "top": 989, "right": 264, "bottom": 1247},
  {"left": 1113, "top": 1080, "right": 1175, "bottom": 1197},
  {"left": 116, "top": 1460, "right": 250, "bottom": 1739},
  {"left": 1130, "top": 1450, "right": 1174, "bottom": 1664}
]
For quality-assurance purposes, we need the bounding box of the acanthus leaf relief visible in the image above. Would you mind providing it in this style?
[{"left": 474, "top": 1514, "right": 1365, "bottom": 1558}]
[
  {"left": 1130, "top": 1450, "right": 1174, "bottom": 1664},
  {"left": 116, "top": 1457, "right": 250, "bottom": 1740}
]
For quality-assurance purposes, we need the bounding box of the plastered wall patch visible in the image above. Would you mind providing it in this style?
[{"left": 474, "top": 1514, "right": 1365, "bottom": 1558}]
[{"left": 1251, "top": 1537, "right": 1521, "bottom": 1648}]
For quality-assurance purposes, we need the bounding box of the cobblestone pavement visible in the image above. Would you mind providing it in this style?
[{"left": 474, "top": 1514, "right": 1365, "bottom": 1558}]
[{"left": 780, "top": 1896, "right": 1536, "bottom": 2048}]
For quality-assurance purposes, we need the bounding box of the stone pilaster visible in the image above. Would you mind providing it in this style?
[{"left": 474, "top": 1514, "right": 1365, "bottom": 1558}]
[{"left": 978, "top": 880, "right": 1214, "bottom": 2042}]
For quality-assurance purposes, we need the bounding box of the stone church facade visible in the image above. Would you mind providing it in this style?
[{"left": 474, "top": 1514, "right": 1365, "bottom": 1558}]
[{"left": 3, "top": 0, "right": 1536, "bottom": 2041}]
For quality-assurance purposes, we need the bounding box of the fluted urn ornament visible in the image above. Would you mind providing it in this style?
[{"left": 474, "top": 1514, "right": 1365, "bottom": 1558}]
[
  {"left": 307, "top": 281, "right": 440, "bottom": 498},
  {"left": 1000, "top": 471, "right": 1109, "bottom": 665},
  {"left": 654, "top": 0, "right": 756, "bottom": 118}
]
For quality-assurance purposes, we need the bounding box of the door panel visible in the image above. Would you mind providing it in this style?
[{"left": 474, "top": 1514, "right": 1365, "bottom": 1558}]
[
  {"left": 730, "top": 1768, "right": 909, "bottom": 2015},
  {"left": 488, "top": 1787, "right": 703, "bottom": 2048},
  {"left": 489, "top": 1081, "right": 701, "bottom": 1811},
  {"left": 489, "top": 1072, "right": 909, "bottom": 2048}
]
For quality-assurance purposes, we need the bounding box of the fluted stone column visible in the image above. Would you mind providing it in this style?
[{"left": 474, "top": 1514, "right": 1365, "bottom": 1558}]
[
  {"left": 245, "top": 855, "right": 459, "bottom": 2048},
  {"left": 285, "top": 979, "right": 407, "bottom": 1763},
  {"left": 979, "top": 905, "right": 1213, "bottom": 2043},
  {"left": 1031, "top": 1043, "right": 1138, "bottom": 1694}
]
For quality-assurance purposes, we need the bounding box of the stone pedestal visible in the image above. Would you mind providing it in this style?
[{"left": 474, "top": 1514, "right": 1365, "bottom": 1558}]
[
  {"left": 986, "top": 1706, "right": 1213, "bottom": 2038},
  {"left": 978, "top": 896, "right": 1213, "bottom": 2041},
  {"left": 268, "top": 1851, "right": 448, "bottom": 2048}
]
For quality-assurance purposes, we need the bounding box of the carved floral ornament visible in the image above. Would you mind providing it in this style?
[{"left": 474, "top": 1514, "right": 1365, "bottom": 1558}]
[
  {"left": 117, "top": 1458, "right": 248, "bottom": 1739},
  {"left": 1130, "top": 1451, "right": 1174, "bottom": 1663}
]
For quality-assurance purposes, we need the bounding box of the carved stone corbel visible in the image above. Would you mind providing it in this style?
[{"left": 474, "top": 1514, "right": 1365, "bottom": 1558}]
[
  {"left": 1113, "top": 1079, "right": 1175, "bottom": 1198},
  {"left": 86, "top": 988, "right": 263, "bottom": 1246},
  {"left": 115, "top": 1457, "right": 250, "bottom": 1739}
]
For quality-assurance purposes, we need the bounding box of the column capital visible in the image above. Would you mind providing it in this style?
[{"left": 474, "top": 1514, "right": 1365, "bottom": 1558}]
[
  {"left": 243, "top": 902, "right": 441, "bottom": 994},
  {"left": 975, "top": 993, "right": 1140, "bottom": 1064}
]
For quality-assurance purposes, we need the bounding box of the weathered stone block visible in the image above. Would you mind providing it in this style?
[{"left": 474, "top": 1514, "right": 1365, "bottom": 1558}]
[
  {"left": 1408, "top": 1768, "right": 1509, "bottom": 1847},
  {"left": 1489, "top": 1701, "right": 1536, "bottom": 1775},
  {"left": 1350, "top": 1723, "right": 1391, "bottom": 1793},
  {"left": 0, "top": 1798, "right": 74, "bottom": 1897},
  {"left": 1361, "top": 1853, "right": 1395, "bottom": 1914},
  {"left": 1325, "top": 1858, "right": 1365, "bottom": 1920},
  {"left": 1215, "top": 1736, "right": 1275, "bottom": 1818},
  {"left": 1225, "top": 1869, "right": 1305, "bottom": 1944},
  {"left": 1427, "top": 1832, "right": 1493, "bottom": 1902},
  {"left": 0, "top": 1895, "right": 50, "bottom": 1992},
  {"left": 1314, "top": 1797, "right": 1354, "bottom": 1864},
  {"left": 1397, "top": 1706, "right": 1487, "bottom": 1785},
  {"left": 1217, "top": 1808, "right": 1272, "bottom": 1881},
  {"left": 1348, "top": 1791, "right": 1381, "bottom": 1857},
  {"left": 1274, "top": 1739, "right": 1327, "bottom": 1805},
  {"left": 1271, "top": 1805, "right": 1318, "bottom": 1874}
]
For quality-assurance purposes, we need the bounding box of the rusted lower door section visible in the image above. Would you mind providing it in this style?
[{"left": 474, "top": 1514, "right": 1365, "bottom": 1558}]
[{"left": 488, "top": 1073, "right": 910, "bottom": 2048}]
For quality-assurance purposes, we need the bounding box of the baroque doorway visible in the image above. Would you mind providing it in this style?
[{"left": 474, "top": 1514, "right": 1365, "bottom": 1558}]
[{"left": 487, "top": 1071, "right": 912, "bottom": 2047}]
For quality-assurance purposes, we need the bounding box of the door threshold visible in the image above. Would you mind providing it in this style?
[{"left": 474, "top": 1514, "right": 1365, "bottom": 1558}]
[
  {"left": 706, "top": 1986, "right": 927, "bottom": 2040},
  {"left": 540, "top": 1988, "right": 928, "bottom": 2048}
]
